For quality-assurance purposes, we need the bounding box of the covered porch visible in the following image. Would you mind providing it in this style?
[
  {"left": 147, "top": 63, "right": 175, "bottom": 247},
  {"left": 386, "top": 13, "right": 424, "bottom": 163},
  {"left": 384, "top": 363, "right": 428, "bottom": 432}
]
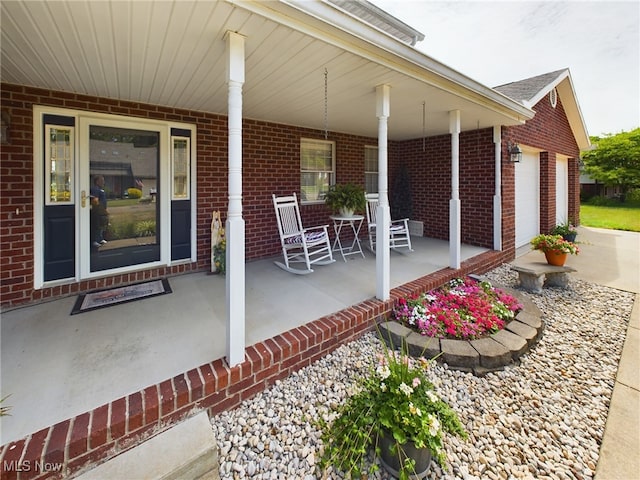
[{"left": 0, "top": 236, "right": 491, "bottom": 447}]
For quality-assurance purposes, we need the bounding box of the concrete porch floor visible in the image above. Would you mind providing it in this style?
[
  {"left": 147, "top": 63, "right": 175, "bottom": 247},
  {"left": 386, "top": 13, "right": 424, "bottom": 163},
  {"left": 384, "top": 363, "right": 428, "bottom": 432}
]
[{"left": 0, "top": 236, "right": 488, "bottom": 446}]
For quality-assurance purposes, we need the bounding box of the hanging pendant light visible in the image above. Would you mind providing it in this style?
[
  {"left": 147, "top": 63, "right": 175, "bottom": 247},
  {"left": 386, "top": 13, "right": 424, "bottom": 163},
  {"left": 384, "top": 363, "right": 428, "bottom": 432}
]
[
  {"left": 422, "top": 101, "right": 426, "bottom": 152},
  {"left": 324, "top": 68, "right": 329, "bottom": 140}
]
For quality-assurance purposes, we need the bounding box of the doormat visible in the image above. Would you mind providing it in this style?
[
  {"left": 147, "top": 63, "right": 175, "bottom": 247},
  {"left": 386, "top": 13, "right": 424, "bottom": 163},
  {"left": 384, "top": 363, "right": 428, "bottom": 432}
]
[{"left": 71, "top": 278, "right": 172, "bottom": 315}]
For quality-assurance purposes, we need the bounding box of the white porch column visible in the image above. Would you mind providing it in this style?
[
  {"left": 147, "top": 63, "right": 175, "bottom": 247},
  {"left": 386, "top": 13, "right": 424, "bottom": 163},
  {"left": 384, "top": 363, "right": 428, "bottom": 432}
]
[
  {"left": 225, "top": 31, "right": 246, "bottom": 367},
  {"left": 493, "top": 126, "right": 503, "bottom": 251},
  {"left": 376, "top": 84, "right": 391, "bottom": 301},
  {"left": 449, "top": 110, "right": 461, "bottom": 269}
]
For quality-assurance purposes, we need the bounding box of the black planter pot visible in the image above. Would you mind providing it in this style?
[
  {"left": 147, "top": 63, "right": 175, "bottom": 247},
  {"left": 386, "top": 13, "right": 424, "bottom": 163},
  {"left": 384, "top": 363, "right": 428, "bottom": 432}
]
[
  {"left": 379, "top": 430, "right": 432, "bottom": 479},
  {"left": 562, "top": 232, "right": 577, "bottom": 242}
]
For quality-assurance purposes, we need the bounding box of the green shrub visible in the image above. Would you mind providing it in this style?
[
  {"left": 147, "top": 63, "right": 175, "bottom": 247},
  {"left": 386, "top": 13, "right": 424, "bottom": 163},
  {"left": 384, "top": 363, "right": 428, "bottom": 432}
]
[
  {"left": 127, "top": 187, "right": 142, "bottom": 199},
  {"left": 135, "top": 220, "right": 156, "bottom": 237},
  {"left": 585, "top": 195, "right": 616, "bottom": 206},
  {"left": 110, "top": 222, "right": 136, "bottom": 240},
  {"left": 580, "top": 191, "right": 594, "bottom": 202},
  {"left": 626, "top": 188, "right": 640, "bottom": 203}
]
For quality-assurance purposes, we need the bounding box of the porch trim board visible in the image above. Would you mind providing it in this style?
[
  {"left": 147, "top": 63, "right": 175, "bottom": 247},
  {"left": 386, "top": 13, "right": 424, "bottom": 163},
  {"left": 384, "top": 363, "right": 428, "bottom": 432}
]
[{"left": 0, "top": 250, "right": 507, "bottom": 480}]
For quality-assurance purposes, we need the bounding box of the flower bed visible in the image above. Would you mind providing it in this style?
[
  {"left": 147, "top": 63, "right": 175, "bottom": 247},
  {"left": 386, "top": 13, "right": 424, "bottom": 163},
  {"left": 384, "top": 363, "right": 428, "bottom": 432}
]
[{"left": 391, "top": 278, "right": 522, "bottom": 340}]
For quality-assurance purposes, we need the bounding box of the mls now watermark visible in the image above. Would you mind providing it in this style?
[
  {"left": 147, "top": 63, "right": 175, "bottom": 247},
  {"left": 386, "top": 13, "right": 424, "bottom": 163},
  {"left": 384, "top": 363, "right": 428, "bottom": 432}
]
[{"left": 3, "top": 460, "right": 64, "bottom": 473}]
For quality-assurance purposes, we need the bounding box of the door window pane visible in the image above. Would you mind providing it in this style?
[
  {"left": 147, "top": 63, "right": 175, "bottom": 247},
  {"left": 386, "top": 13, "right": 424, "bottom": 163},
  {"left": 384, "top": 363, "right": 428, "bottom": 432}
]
[
  {"left": 46, "top": 126, "right": 74, "bottom": 204},
  {"left": 172, "top": 137, "right": 190, "bottom": 199}
]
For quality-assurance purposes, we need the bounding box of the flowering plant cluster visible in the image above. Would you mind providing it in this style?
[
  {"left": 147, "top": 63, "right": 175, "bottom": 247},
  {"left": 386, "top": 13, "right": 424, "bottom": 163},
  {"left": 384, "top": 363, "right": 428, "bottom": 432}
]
[
  {"left": 392, "top": 278, "right": 522, "bottom": 340},
  {"left": 550, "top": 221, "right": 577, "bottom": 237},
  {"left": 530, "top": 234, "right": 580, "bottom": 255},
  {"left": 318, "top": 340, "right": 467, "bottom": 479}
]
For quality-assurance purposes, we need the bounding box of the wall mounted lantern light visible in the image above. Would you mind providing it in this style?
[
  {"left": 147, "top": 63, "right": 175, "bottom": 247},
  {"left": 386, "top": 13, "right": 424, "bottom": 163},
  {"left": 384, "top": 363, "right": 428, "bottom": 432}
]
[{"left": 507, "top": 142, "right": 522, "bottom": 163}]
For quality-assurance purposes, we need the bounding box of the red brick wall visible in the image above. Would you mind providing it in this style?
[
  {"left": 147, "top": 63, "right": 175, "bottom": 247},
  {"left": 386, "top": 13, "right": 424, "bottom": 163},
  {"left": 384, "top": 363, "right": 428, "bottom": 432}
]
[
  {"left": 539, "top": 151, "right": 556, "bottom": 232},
  {"left": 393, "top": 128, "right": 497, "bottom": 248},
  {"left": 568, "top": 158, "right": 580, "bottom": 225},
  {"left": 393, "top": 134, "right": 450, "bottom": 241},
  {"left": 507, "top": 96, "right": 580, "bottom": 159}
]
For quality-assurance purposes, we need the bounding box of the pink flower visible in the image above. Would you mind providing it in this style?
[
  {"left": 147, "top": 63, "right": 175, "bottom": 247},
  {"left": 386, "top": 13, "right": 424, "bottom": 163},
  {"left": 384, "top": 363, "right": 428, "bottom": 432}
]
[{"left": 393, "top": 277, "right": 522, "bottom": 340}]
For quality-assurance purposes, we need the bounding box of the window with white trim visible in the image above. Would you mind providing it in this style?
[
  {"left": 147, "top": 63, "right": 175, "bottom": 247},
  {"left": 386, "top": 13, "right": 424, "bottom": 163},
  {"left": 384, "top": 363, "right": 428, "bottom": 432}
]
[
  {"left": 364, "top": 145, "right": 378, "bottom": 194},
  {"left": 300, "top": 138, "right": 335, "bottom": 203}
]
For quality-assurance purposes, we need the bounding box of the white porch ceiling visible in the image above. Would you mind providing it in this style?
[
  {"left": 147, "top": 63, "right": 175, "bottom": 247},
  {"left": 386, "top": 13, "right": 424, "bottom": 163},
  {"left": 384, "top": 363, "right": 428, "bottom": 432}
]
[{"left": 0, "top": 0, "right": 533, "bottom": 140}]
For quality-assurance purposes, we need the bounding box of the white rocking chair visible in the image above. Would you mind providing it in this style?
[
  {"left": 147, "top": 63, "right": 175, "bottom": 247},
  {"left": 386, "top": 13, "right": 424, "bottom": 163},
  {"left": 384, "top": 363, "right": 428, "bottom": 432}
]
[
  {"left": 365, "top": 193, "right": 413, "bottom": 253},
  {"left": 272, "top": 193, "right": 335, "bottom": 274}
]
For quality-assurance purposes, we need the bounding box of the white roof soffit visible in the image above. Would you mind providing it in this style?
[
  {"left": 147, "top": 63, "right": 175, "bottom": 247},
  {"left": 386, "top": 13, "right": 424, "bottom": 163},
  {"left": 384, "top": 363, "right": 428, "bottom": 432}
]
[{"left": 232, "top": 0, "right": 534, "bottom": 124}]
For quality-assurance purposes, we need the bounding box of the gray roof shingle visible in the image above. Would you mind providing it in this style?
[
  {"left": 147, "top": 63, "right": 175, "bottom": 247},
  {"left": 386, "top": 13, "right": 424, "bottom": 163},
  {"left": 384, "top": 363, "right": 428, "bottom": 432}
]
[{"left": 493, "top": 69, "right": 568, "bottom": 104}]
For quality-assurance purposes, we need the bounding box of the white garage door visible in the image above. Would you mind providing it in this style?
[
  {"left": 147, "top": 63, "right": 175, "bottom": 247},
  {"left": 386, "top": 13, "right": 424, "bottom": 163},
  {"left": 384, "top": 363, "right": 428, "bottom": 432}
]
[
  {"left": 556, "top": 157, "right": 568, "bottom": 225},
  {"left": 515, "top": 151, "right": 539, "bottom": 247}
]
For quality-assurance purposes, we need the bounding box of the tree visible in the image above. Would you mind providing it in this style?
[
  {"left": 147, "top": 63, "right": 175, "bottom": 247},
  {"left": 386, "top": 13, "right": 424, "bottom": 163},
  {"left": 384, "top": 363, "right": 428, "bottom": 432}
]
[{"left": 582, "top": 128, "right": 640, "bottom": 200}]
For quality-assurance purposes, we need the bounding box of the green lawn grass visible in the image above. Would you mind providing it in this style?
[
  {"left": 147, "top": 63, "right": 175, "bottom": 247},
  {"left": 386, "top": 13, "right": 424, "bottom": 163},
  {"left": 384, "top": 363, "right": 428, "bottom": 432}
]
[{"left": 580, "top": 204, "right": 640, "bottom": 232}]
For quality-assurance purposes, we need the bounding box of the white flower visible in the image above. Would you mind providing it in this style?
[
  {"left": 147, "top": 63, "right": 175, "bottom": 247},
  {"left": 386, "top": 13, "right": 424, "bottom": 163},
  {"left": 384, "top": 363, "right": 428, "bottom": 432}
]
[
  {"left": 409, "top": 402, "right": 422, "bottom": 416},
  {"left": 399, "top": 382, "right": 414, "bottom": 396},
  {"left": 376, "top": 365, "right": 391, "bottom": 380},
  {"left": 380, "top": 382, "right": 387, "bottom": 392},
  {"left": 428, "top": 414, "right": 440, "bottom": 436},
  {"left": 426, "top": 390, "right": 439, "bottom": 403}
]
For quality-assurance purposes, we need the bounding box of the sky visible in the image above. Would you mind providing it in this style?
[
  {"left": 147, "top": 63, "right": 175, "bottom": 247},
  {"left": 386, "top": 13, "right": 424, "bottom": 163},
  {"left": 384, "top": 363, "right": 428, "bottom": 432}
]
[{"left": 371, "top": 0, "right": 639, "bottom": 138}]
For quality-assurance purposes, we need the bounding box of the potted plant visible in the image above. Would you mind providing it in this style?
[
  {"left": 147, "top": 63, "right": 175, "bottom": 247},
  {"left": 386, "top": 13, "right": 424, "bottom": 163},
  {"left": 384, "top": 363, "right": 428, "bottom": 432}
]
[
  {"left": 318, "top": 337, "right": 467, "bottom": 479},
  {"left": 551, "top": 221, "right": 578, "bottom": 242},
  {"left": 324, "top": 183, "right": 366, "bottom": 217},
  {"left": 530, "top": 233, "right": 579, "bottom": 266}
]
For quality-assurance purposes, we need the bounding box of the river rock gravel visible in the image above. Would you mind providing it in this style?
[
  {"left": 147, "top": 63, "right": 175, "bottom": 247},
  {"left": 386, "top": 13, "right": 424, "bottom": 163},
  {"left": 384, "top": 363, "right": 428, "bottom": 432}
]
[{"left": 211, "top": 264, "right": 635, "bottom": 479}]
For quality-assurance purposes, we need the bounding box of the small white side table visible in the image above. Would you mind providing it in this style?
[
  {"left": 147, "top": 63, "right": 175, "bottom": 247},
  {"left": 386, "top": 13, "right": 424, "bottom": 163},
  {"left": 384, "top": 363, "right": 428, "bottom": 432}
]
[{"left": 330, "top": 214, "right": 366, "bottom": 262}]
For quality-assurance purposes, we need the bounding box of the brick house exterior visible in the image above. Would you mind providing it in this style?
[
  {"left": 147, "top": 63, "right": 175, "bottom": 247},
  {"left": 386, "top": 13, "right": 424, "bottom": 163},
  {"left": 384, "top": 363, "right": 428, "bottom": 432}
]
[{"left": 0, "top": 1, "right": 590, "bottom": 477}]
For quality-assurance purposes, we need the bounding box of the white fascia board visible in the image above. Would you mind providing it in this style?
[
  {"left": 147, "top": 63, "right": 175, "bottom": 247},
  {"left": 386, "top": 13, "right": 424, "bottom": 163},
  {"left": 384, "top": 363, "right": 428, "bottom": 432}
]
[
  {"left": 556, "top": 73, "right": 591, "bottom": 151},
  {"left": 228, "top": 0, "right": 534, "bottom": 125},
  {"left": 527, "top": 69, "right": 569, "bottom": 107}
]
